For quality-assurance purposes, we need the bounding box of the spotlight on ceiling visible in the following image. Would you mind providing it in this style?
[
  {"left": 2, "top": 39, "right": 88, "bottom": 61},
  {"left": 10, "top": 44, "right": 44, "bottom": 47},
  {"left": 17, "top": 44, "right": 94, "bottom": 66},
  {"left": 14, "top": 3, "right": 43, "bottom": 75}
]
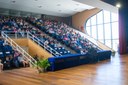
[
  {"left": 12, "top": 0, "right": 16, "bottom": 3},
  {"left": 58, "top": 10, "right": 62, "bottom": 12},
  {"left": 74, "top": 8, "right": 77, "bottom": 11},
  {"left": 76, "top": 4, "right": 79, "bottom": 6},
  {"left": 57, "top": 4, "right": 61, "bottom": 6},
  {"left": 116, "top": 3, "right": 121, "bottom": 8},
  {"left": 38, "top": 6, "right": 42, "bottom": 8}
]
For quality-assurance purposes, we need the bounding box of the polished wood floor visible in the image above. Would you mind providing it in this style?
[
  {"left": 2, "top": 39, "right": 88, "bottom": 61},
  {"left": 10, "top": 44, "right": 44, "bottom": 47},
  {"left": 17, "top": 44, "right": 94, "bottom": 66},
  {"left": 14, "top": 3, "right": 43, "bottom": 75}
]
[{"left": 0, "top": 53, "right": 128, "bottom": 85}]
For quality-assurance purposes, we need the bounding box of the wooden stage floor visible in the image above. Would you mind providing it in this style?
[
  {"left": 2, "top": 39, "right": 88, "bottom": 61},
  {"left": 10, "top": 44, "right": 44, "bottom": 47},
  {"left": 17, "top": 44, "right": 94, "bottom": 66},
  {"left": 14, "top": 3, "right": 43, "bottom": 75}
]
[{"left": 0, "top": 53, "right": 128, "bottom": 85}]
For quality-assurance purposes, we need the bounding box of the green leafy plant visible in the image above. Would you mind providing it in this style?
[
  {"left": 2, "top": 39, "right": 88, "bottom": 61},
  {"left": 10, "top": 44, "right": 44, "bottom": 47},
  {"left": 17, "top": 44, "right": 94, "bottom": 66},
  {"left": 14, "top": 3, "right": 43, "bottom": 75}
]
[{"left": 34, "top": 58, "right": 50, "bottom": 73}]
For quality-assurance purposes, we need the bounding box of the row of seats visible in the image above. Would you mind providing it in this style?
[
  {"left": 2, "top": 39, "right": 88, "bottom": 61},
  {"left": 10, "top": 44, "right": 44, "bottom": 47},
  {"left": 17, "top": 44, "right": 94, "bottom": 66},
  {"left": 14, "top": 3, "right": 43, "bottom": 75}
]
[
  {"left": 0, "top": 39, "right": 29, "bottom": 70},
  {"left": 0, "top": 15, "right": 71, "bottom": 56},
  {"left": 36, "top": 33, "right": 71, "bottom": 55},
  {"left": 0, "top": 39, "right": 13, "bottom": 58},
  {"left": 0, "top": 15, "right": 112, "bottom": 71},
  {"left": 0, "top": 15, "right": 101, "bottom": 56},
  {"left": 27, "top": 17, "right": 101, "bottom": 54}
]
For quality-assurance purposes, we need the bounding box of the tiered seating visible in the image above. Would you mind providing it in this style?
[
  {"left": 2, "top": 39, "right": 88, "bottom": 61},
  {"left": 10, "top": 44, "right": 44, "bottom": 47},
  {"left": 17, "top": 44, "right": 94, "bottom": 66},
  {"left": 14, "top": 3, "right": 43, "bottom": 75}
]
[
  {"left": 0, "top": 39, "right": 14, "bottom": 69},
  {"left": 25, "top": 17, "right": 112, "bottom": 71},
  {"left": 3, "top": 43, "right": 13, "bottom": 56},
  {"left": 0, "top": 38, "right": 5, "bottom": 58},
  {"left": 0, "top": 15, "right": 112, "bottom": 71},
  {"left": 0, "top": 16, "right": 19, "bottom": 32},
  {"left": 0, "top": 16, "right": 40, "bottom": 34},
  {"left": 0, "top": 39, "right": 29, "bottom": 70},
  {"left": 27, "top": 17, "right": 101, "bottom": 54},
  {"left": 0, "top": 39, "right": 13, "bottom": 58},
  {"left": 37, "top": 33, "right": 71, "bottom": 55},
  {"left": 0, "top": 15, "right": 71, "bottom": 56}
]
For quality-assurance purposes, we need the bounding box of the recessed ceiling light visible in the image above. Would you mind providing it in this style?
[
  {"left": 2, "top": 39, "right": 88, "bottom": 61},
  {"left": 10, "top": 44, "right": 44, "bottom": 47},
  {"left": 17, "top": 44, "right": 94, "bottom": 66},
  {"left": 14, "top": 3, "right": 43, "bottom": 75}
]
[
  {"left": 58, "top": 10, "right": 61, "bottom": 12},
  {"left": 116, "top": 3, "right": 121, "bottom": 8},
  {"left": 38, "top": 6, "right": 42, "bottom": 8},
  {"left": 12, "top": 0, "right": 16, "bottom": 3},
  {"left": 57, "top": 4, "right": 61, "bottom": 6},
  {"left": 76, "top": 4, "right": 79, "bottom": 6}
]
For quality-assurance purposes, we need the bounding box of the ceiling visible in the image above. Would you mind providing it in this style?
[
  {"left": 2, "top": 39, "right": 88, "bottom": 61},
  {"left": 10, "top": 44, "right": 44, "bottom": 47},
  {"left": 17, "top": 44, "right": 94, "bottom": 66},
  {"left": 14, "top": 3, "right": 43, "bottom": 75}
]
[
  {"left": 0, "top": 0, "right": 94, "bottom": 17},
  {"left": 74, "top": 0, "right": 118, "bottom": 13},
  {"left": 101, "top": 0, "right": 117, "bottom": 6},
  {"left": 0, "top": 0, "right": 118, "bottom": 17}
]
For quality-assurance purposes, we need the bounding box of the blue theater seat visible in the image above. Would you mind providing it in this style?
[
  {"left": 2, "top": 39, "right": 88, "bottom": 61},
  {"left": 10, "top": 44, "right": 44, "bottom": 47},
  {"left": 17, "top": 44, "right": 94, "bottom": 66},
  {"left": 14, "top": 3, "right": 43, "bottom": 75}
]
[
  {"left": 3, "top": 44, "right": 13, "bottom": 56},
  {"left": 0, "top": 40, "right": 4, "bottom": 46},
  {"left": 0, "top": 52, "right": 4, "bottom": 58}
]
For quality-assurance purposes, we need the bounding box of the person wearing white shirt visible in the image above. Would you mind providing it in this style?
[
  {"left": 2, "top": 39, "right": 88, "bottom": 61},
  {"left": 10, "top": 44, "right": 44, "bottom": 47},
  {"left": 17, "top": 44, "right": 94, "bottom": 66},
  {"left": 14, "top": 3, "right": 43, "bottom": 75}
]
[
  {"left": 0, "top": 59, "right": 3, "bottom": 72},
  {"left": 18, "top": 54, "right": 29, "bottom": 67}
]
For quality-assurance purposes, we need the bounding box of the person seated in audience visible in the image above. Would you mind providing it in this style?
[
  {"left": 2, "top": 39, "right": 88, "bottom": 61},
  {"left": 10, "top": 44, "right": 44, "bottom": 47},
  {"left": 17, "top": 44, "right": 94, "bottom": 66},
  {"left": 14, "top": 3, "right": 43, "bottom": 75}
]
[
  {"left": 18, "top": 54, "right": 29, "bottom": 67},
  {"left": 4, "top": 56, "right": 11, "bottom": 69},
  {"left": 44, "top": 40, "right": 49, "bottom": 47},
  {"left": 33, "top": 54, "right": 39, "bottom": 61},
  {"left": 9, "top": 55, "right": 15, "bottom": 68},
  {"left": 13, "top": 50, "right": 20, "bottom": 68},
  {"left": 0, "top": 59, "right": 3, "bottom": 72},
  {"left": 56, "top": 43, "right": 62, "bottom": 48},
  {"left": 80, "top": 49, "right": 88, "bottom": 54},
  {"left": 17, "top": 29, "right": 25, "bottom": 37}
]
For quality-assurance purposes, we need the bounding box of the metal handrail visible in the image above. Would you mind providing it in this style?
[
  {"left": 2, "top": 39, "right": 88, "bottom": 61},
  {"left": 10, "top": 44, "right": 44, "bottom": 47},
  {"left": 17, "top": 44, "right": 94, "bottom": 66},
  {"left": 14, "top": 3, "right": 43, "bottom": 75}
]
[
  {"left": 1, "top": 31, "right": 36, "bottom": 65},
  {"left": 30, "top": 18, "right": 102, "bottom": 50},
  {"left": 73, "top": 28, "right": 115, "bottom": 52},
  {"left": 2, "top": 31, "right": 62, "bottom": 56},
  {"left": 27, "top": 32, "right": 61, "bottom": 56}
]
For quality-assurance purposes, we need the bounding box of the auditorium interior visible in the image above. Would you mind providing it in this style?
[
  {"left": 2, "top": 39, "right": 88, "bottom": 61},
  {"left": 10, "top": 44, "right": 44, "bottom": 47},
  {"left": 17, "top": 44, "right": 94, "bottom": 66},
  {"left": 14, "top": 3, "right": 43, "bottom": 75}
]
[{"left": 0, "top": 0, "right": 128, "bottom": 85}]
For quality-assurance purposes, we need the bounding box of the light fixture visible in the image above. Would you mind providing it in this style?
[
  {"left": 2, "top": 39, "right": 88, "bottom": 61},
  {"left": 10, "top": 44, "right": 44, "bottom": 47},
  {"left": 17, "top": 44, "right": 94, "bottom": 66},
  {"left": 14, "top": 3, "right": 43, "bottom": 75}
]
[
  {"left": 58, "top": 10, "right": 61, "bottom": 12},
  {"left": 12, "top": 0, "right": 16, "bottom": 3},
  {"left": 38, "top": 6, "right": 42, "bottom": 8},
  {"left": 76, "top": 4, "right": 79, "bottom": 6},
  {"left": 116, "top": 3, "right": 121, "bottom": 8},
  {"left": 57, "top": 4, "right": 61, "bottom": 6},
  {"left": 74, "top": 8, "right": 77, "bottom": 10}
]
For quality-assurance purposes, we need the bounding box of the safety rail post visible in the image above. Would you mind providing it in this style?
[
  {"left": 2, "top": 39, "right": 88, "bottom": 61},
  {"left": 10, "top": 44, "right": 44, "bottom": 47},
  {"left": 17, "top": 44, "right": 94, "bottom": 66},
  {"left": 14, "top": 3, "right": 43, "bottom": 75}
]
[
  {"left": 2, "top": 31, "right": 62, "bottom": 57},
  {"left": 1, "top": 31, "right": 36, "bottom": 66},
  {"left": 27, "top": 32, "right": 61, "bottom": 56}
]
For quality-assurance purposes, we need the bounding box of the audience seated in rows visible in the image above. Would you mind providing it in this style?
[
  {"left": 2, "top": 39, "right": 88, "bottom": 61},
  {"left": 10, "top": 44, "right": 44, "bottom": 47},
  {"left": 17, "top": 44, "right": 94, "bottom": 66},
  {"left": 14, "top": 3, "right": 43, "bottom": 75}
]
[
  {"left": 0, "top": 16, "right": 40, "bottom": 35},
  {"left": 0, "top": 39, "right": 29, "bottom": 71},
  {"left": 37, "top": 33, "right": 71, "bottom": 55},
  {"left": 0, "top": 15, "right": 71, "bottom": 56},
  {"left": 27, "top": 17, "right": 101, "bottom": 54},
  {"left": 1, "top": 50, "right": 29, "bottom": 71},
  {"left": 1, "top": 15, "right": 101, "bottom": 56}
]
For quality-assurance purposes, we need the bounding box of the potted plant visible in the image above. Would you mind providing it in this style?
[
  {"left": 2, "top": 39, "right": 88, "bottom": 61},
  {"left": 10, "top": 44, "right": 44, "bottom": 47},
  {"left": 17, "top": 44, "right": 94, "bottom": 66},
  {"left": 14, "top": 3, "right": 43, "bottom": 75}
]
[{"left": 34, "top": 58, "right": 50, "bottom": 73}]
